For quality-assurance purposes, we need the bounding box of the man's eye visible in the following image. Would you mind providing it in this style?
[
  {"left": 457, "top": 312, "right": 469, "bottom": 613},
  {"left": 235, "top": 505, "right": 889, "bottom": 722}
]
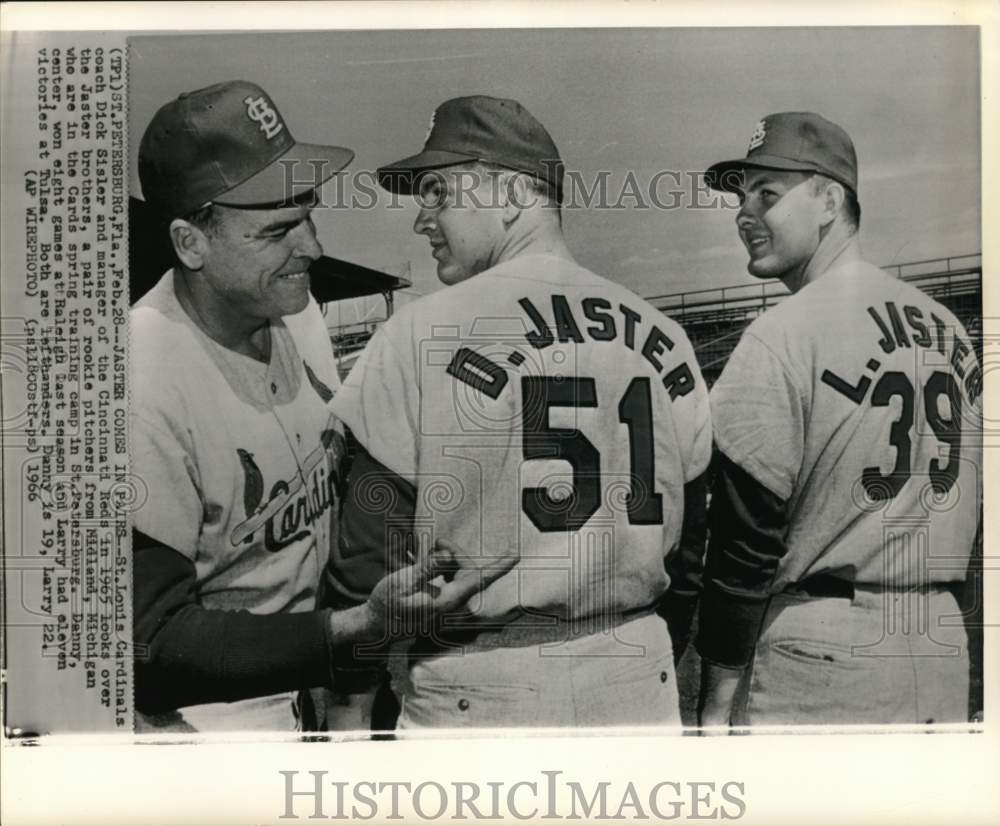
[{"left": 418, "top": 181, "right": 445, "bottom": 208}]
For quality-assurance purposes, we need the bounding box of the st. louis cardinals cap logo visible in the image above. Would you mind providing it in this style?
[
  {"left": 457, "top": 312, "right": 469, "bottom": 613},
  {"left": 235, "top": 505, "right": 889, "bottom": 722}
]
[
  {"left": 747, "top": 119, "right": 767, "bottom": 153},
  {"left": 244, "top": 94, "right": 285, "bottom": 140}
]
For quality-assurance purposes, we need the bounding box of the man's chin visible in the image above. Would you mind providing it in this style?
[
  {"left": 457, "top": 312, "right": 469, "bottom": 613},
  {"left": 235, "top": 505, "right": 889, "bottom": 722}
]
[
  {"left": 436, "top": 261, "right": 471, "bottom": 286},
  {"left": 746, "top": 256, "right": 783, "bottom": 280}
]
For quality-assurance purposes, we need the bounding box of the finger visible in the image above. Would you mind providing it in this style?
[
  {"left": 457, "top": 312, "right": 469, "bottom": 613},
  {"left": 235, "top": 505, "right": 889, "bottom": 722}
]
[
  {"left": 394, "top": 553, "right": 437, "bottom": 593},
  {"left": 427, "top": 542, "right": 461, "bottom": 582},
  {"left": 432, "top": 539, "right": 520, "bottom": 583},
  {"left": 475, "top": 546, "right": 520, "bottom": 588},
  {"left": 437, "top": 564, "right": 510, "bottom": 605}
]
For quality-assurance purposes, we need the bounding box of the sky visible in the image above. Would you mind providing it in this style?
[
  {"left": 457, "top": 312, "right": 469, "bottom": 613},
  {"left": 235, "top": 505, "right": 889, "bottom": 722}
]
[{"left": 127, "top": 27, "right": 980, "bottom": 328}]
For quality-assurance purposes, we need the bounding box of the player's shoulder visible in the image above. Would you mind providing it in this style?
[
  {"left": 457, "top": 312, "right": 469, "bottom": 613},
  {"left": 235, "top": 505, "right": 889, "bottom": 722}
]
[
  {"left": 130, "top": 270, "right": 189, "bottom": 365},
  {"left": 743, "top": 257, "right": 888, "bottom": 341},
  {"left": 498, "top": 253, "right": 693, "bottom": 339},
  {"left": 282, "top": 295, "right": 334, "bottom": 355},
  {"left": 130, "top": 270, "right": 201, "bottom": 417}
]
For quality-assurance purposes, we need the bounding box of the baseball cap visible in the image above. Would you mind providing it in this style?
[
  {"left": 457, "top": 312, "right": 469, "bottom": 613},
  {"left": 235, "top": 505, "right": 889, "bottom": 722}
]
[
  {"left": 139, "top": 80, "right": 355, "bottom": 218},
  {"left": 704, "top": 112, "right": 857, "bottom": 195},
  {"left": 377, "top": 95, "right": 564, "bottom": 201}
]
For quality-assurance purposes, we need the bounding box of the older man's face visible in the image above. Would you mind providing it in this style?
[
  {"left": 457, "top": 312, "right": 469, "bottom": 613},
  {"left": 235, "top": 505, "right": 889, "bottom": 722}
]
[
  {"left": 198, "top": 201, "right": 323, "bottom": 323},
  {"left": 413, "top": 166, "right": 506, "bottom": 285}
]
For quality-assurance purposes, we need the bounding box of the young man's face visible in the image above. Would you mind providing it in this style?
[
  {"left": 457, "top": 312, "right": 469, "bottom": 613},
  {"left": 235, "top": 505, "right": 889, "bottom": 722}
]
[
  {"left": 198, "top": 200, "right": 322, "bottom": 322},
  {"left": 735, "top": 168, "right": 826, "bottom": 281},
  {"left": 413, "top": 166, "right": 506, "bottom": 285}
]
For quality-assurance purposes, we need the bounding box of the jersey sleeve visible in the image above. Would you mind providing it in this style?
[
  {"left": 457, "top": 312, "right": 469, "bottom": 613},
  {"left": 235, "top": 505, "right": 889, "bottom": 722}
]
[
  {"left": 330, "top": 324, "right": 419, "bottom": 484},
  {"left": 710, "top": 330, "right": 805, "bottom": 501},
  {"left": 678, "top": 355, "right": 713, "bottom": 482},
  {"left": 131, "top": 408, "right": 203, "bottom": 558}
]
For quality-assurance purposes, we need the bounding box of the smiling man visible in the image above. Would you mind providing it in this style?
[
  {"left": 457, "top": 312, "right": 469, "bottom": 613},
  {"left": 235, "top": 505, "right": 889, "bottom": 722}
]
[
  {"left": 696, "top": 112, "right": 982, "bottom": 729},
  {"left": 130, "top": 82, "right": 512, "bottom": 732},
  {"left": 324, "top": 96, "right": 712, "bottom": 728}
]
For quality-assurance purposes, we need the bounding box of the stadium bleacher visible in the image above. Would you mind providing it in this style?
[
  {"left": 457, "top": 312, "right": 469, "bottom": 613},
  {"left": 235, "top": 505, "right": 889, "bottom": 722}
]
[{"left": 646, "top": 253, "right": 982, "bottom": 386}]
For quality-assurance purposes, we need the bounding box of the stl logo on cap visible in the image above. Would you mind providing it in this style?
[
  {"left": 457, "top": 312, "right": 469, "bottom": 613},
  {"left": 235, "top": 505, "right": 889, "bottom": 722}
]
[
  {"left": 244, "top": 94, "right": 284, "bottom": 140},
  {"left": 747, "top": 119, "right": 767, "bottom": 153}
]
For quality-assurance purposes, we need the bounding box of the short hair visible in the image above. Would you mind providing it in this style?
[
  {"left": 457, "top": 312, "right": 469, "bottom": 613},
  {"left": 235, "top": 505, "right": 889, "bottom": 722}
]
[
  {"left": 812, "top": 173, "right": 861, "bottom": 233},
  {"left": 469, "top": 161, "right": 563, "bottom": 224},
  {"left": 183, "top": 203, "right": 219, "bottom": 235}
]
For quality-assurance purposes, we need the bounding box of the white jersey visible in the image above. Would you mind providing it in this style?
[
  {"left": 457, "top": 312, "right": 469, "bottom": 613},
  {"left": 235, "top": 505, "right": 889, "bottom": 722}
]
[
  {"left": 332, "top": 253, "right": 711, "bottom": 621},
  {"left": 131, "top": 270, "right": 346, "bottom": 615},
  {"left": 711, "top": 255, "right": 981, "bottom": 589}
]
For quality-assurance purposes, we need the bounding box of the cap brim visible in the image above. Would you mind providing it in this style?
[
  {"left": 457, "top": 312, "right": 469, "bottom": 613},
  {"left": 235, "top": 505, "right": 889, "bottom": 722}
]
[
  {"left": 704, "top": 155, "right": 820, "bottom": 193},
  {"left": 213, "top": 141, "right": 355, "bottom": 207},
  {"left": 377, "top": 148, "right": 479, "bottom": 195}
]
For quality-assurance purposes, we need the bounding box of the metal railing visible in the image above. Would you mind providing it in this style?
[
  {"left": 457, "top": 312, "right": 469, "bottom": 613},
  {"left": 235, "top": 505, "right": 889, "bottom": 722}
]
[
  {"left": 326, "top": 254, "right": 981, "bottom": 373},
  {"left": 648, "top": 253, "right": 982, "bottom": 323},
  {"left": 330, "top": 319, "right": 384, "bottom": 355}
]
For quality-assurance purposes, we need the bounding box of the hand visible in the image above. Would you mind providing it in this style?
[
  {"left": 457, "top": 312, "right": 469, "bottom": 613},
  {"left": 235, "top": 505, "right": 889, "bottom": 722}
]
[{"left": 363, "top": 538, "right": 519, "bottom": 638}]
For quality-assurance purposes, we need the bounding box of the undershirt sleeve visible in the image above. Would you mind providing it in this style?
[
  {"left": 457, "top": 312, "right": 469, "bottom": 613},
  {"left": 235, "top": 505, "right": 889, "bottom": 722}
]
[
  {"left": 320, "top": 443, "right": 417, "bottom": 609},
  {"left": 659, "top": 471, "right": 709, "bottom": 663},
  {"left": 694, "top": 452, "right": 791, "bottom": 669},
  {"left": 133, "top": 529, "right": 333, "bottom": 713}
]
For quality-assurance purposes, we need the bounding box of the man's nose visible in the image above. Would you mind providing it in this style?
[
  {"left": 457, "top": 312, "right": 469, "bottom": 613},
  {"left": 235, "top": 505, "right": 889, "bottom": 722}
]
[
  {"left": 736, "top": 197, "right": 757, "bottom": 228},
  {"left": 291, "top": 217, "right": 323, "bottom": 261},
  {"left": 413, "top": 205, "right": 435, "bottom": 236}
]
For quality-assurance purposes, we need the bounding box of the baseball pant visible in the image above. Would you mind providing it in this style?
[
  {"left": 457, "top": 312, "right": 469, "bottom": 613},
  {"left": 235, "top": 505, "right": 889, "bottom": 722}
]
[
  {"left": 734, "top": 586, "right": 969, "bottom": 726},
  {"left": 393, "top": 612, "right": 681, "bottom": 729},
  {"left": 135, "top": 690, "right": 303, "bottom": 733}
]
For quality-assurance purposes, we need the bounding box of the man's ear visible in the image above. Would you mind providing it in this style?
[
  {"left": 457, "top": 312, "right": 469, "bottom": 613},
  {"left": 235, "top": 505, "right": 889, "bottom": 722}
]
[
  {"left": 501, "top": 172, "right": 532, "bottom": 225},
  {"left": 819, "top": 179, "right": 845, "bottom": 228},
  {"left": 169, "top": 219, "right": 209, "bottom": 270}
]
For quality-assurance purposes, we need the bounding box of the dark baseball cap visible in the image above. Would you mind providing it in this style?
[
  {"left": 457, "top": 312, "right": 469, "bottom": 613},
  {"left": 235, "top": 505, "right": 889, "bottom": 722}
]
[
  {"left": 704, "top": 112, "right": 858, "bottom": 196},
  {"left": 377, "top": 95, "right": 564, "bottom": 201},
  {"left": 139, "top": 80, "right": 354, "bottom": 218}
]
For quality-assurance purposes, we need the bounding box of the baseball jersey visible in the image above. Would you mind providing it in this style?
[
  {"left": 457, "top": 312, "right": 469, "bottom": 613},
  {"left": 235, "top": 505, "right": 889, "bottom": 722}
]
[
  {"left": 331, "top": 253, "right": 711, "bottom": 622},
  {"left": 131, "top": 270, "right": 347, "bottom": 617},
  {"left": 710, "top": 251, "right": 982, "bottom": 591}
]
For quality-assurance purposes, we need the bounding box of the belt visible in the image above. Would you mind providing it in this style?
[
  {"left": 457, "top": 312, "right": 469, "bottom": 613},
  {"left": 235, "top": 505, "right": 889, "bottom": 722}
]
[
  {"left": 788, "top": 575, "right": 964, "bottom": 603},
  {"left": 790, "top": 574, "right": 855, "bottom": 599},
  {"left": 409, "top": 606, "right": 659, "bottom": 657}
]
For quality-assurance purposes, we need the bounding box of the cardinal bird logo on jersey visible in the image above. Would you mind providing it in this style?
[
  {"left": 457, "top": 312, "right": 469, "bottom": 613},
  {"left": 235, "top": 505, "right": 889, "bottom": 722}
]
[
  {"left": 230, "top": 427, "right": 346, "bottom": 552},
  {"left": 237, "top": 448, "right": 265, "bottom": 518},
  {"left": 304, "top": 361, "right": 334, "bottom": 403}
]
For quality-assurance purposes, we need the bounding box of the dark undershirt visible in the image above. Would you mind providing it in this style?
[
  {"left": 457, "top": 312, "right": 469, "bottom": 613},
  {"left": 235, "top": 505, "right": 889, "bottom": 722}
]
[
  {"left": 695, "top": 451, "right": 791, "bottom": 669},
  {"left": 132, "top": 529, "right": 333, "bottom": 714},
  {"left": 659, "top": 471, "right": 708, "bottom": 664}
]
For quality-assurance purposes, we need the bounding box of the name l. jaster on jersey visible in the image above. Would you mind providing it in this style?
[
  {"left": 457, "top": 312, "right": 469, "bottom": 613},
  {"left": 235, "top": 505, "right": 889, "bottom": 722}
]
[
  {"left": 821, "top": 299, "right": 982, "bottom": 406},
  {"left": 230, "top": 427, "right": 346, "bottom": 552},
  {"left": 445, "top": 292, "right": 698, "bottom": 402}
]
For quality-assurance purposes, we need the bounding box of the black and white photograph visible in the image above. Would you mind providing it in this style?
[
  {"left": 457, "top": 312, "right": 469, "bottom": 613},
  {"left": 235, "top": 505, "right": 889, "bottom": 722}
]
[
  {"left": 124, "top": 24, "right": 984, "bottom": 737},
  {"left": 2, "top": 3, "right": 998, "bottom": 824}
]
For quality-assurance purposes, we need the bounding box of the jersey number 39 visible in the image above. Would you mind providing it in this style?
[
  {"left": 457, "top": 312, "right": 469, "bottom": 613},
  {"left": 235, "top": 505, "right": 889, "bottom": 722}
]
[{"left": 863, "top": 370, "right": 962, "bottom": 501}]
